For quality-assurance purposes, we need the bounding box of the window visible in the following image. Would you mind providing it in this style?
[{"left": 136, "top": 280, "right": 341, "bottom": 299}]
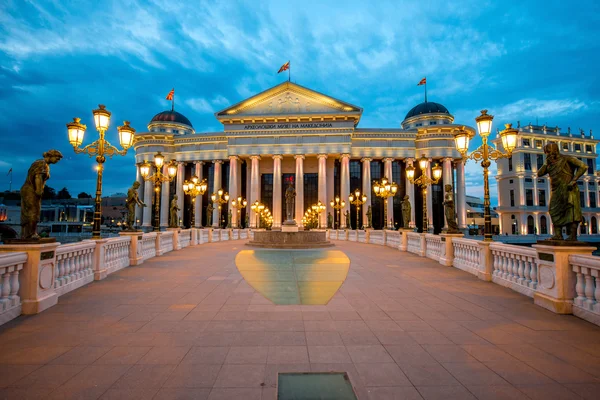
[
  {"left": 509, "top": 179, "right": 514, "bottom": 184},
  {"left": 159, "top": 128, "right": 166, "bottom": 132},
  {"left": 510, "top": 190, "right": 515, "bottom": 207},
  {"left": 523, "top": 138, "right": 531, "bottom": 147},
  {"left": 537, "top": 154, "right": 544, "bottom": 170},
  {"left": 593, "top": 217, "right": 598, "bottom": 234},
  {"left": 526, "top": 189, "right": 534, "bottom": 206},
  {"left": 535, "top": 140, "right": 543, "bottom": 148},
  {"left": 537, "top": 179, "right": 545, "bottom": 184},
  {"left": 429, "top": 121, "right": 437, "bottom": 125},
  {"left": 575, "top": 143, "right": 582, "bottom": 152},
  {"left": 541, "top": 216, "right": 548, "bottom": 234},
  {"left": 539, "top": 190, "right": 546, "bottom": 207},
  {"left": 562, "top": 143, "right": 569, "bottom": 151},
  {"left": 525, "top": 178, "right": 533, "bottom": 183},
  {"left": 586, "top": 144, "right": 593, "bottom": 152},
  {"left": 172, "top": 130, "right": 179, "bottom": 134},
  {"left": 261, "top": 174, "right": 274, "bottom": 211},
  {"left": 590, "top": 182, "right": 595, "bottom": 187},
  {"left": 590, "top": 192, "right": 597, "bottom": 208},
  {"left": 580, "top": 191, "right": 585, "bottom": 208},
  {"left": 524, "top": 153, "right": 532, "bottom": 171},
  {"left": 587, "top": 158, "right": 594, "bottom": 174},
  {"left": 527, "top": 215, "right": 535, "bottom": 234},
  {"left": 415, "top": 123, "right": 423, "bottom": 127},
  {"left": 508, "top": 157, "right": 513, "bottom": 172}
]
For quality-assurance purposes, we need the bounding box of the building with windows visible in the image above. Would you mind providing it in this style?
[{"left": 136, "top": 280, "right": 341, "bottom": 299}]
[
  {"left": 132, "top": 82, "right": 476, "bottom": 233},
  {"left": 465, "top": 194, "right": 499, "bottom": 234},
  {"left": 495, "top": 123, "right": 600, "bottom": 235}
]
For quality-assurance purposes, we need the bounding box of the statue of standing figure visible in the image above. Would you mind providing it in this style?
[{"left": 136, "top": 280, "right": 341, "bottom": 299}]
[
  {"left": 537, "top": 142, "right": 587, "bottom": 241},
  {"left": 327, "top": 212, "right": 333, "bottom": 229},
  {"left": 126, "top": 181, "right": 146, "bottom": 230},
  {"left": 20, "top": 150, "right": 63, "bottom": 239},
  {"left": 206, "top": 203, "right": 214, "bottom": 227},
  {"left": 284, "top": 181, "right": 296, "bottom": 223},
  {"left": 227, "top": 210, "right": 232, "bottom": 228},
  {"left": 169, "top": 195, "right": 180, "bottom": 228},
  {"left": 443, "top": 185, "right": 459, "bottom": 233},
  {"left": 366, "top": 205, "right": 372, "bottom": 229},
  {"left": 345, "top": 210, "right": 351, "bottom": 229},
  {"left": 401, "top": 195, "right": 411, "bottom": 228},
  {"left": 244, "top": 214, "right": 249, "bottom": 229}
]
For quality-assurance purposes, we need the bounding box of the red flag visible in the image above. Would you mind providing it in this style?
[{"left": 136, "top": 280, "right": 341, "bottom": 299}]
[
  {"left": 417, "top": 77, "right": 426, "bottom": 86},
  {"left": 278, "top": 61, "right": 290, "bottom": 73},
  {"left": 166, "top": 88, "right": 174, "bottom": 100}
]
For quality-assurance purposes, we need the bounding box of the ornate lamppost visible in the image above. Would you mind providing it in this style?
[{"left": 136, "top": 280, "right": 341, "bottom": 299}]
[
  {"left": 67, "top": 105, "right": 135, "bottom": 239},
  {"left": 406, "top": 156, "right": 442, "bottom": 233},
  {"left": 373, "top": 177, "right": 398, "bottom": 229},
  {"left": 250, "top": 201, "right": 264, "bottom": 228},
  {"left": 182, "top": 176, "right": 208, "bottom": 228},
  {"left": 330, "top": 196, "right": 346, "bottom": 229},
  {"left": 139, "top": 152, "right": 177, "bottom": 231},
  {"left": 348, "top": 189, "right": 367, "bottom": 230},
  {"left": 453, "top": 110, "right": 518, "bottom": 241},
  {"left": 311, "top": 201, "right": 326, "bottom": 229},
  {"left": 211, "top": 189, "right": 229, "bottom": 228},
  {"left": 231, "top": 197, "right": 248, "bottom": 228}
]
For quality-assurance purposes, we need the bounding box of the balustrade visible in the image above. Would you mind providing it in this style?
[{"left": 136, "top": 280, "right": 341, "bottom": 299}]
[
  {"left": 369, "top": 230, "right": 384, "bottom": 245},
  {"left": 490, "top": 243, "right": 538, "bottom": 297},
  {"left": 179, "top": 229, "right": 192, "bottom": 248},
  {"left": 142, "top": 233, "right": 158, "bottom": 260},
  {"left": 425, "top": 234, "right": 442, "bottom": 261},
  {"left": 103, "top": 237, "right": 131, "bottom": 275},
  {"left": 570, "top": 254, "right": 600, "bottom": 325},
  {"left": 55, "top": 241, "right": 95, "bottom": 296},
  {"left": 0, "top": 252, "right": 26, "bottom": 324},
  {"left": 406, "top": 232, "right": 423, "bottom": 256},
  {"left": 452, "top": 238, "right": 482, "bottom": 275},
  {"left": 385, "top": 231, "right": 400, "bottom": 248}
]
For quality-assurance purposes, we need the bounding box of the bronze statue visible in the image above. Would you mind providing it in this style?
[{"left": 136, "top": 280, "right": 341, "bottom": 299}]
[
  {"left": 345, "top": 210, "right": 350, "bottom": 228},
  {"left": 327, "top": 212, "right": 333, "bottom": 229},
  {"left": 285, "top": 181, "right": 296, "bottom": 222},
  {"left": 125, "top": 181, "right": 146, "bottom": 231},
  {"left": 227, "top": 210, "right": 232, "bottom": 228},
  {"left": 366, "top": 205, "right": 372, "bottom": 228},
  {"left": 537, "top": 142, "right": 587, "bottom": 241},
  {"left": 20, "top": 150, "right": 63, "bottom": 239},
  {"left": 443, "top": 184, "right": 459, "bottom": 234},
  {"left": 244, "top": 214, "right": 249, "bottom": 229},
  {"left": 206, "top": 203, "right": 214, "bottom": 227},
  {"left": 401, "top": 195, "right": 411, "bottom": 228},
  {"left": 169, "top": 195, "right": 180, "bottom": 228}
]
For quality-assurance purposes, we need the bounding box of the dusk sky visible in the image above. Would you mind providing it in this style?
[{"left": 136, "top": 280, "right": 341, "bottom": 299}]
[{"left": 1, "top": 0, "right": 598, "bottom": 204}]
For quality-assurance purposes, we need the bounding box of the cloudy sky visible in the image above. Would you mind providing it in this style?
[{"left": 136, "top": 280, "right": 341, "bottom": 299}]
[{"left": 1, "top": 0, "right": 598, "bottom": 203}]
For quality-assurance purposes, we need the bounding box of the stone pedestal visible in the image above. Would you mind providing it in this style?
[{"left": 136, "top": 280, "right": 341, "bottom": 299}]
[
  {"left": 119, "top": 232, "right": 144, "bottom": 266},
  {"left": 247, "top": 231, "right": 332, "bottom": 249},
  {"left": 439, "top": 233, "right": 464, "bottom": 267},
  {"left": 532, "top": 243, "right": 596, "bottom": 314},
  {"left": 167, "top": 228, "right": 180, "bottom": 250},
  {"left": 477, "top": 241, "right": 493, "bottom": 281},
  {"left": 0, "top": 242, "right": 59, "bottom": 314},
  {"left": 282, "top": 225, "right": 299, "bottom": 233},
  {"left": 398, "top": 229, "right": 412, "bottom": 251}
]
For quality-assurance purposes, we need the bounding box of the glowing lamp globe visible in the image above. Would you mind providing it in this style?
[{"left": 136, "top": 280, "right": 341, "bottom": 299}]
[
  {"left": 418, "top": 156, "right": 428, "bottom": 171},
  {"left": 167, "top": 163, "right": 177, "bottom": 178},
  {"left": 154, "top": 152, "right": 165, "bottom": 168},
  {"left": 475, "top": 109, "right": 494, "bottom": 137},
  {"left": 405, "top": 165, "right": 415, "bottom": 181},
  {"left": 348, "top": 194, "right": 354, "bottom": 202},
  {"left": 92, "top": 104, "right": 111, "bottom": 131},
  {"left": 432, "top": 163, "right": 443, "bottom": 181},
  {"left": 191, "top": 175, "right": 199, "bottom": 184},
  {"left": 453, "top": 128, "right": 470, "bottom": 156},
  {"left": 500, "top": 123, "right": 519, "bottom": 155},
  {"left": 140, "top": 163, "right": 151, "bottom": 178},
  {"left": 117, "top": 121, "right": 135, "bottom": 150},
  {"left": 67, "top": 117, "right": 86, "bottom": 147}
]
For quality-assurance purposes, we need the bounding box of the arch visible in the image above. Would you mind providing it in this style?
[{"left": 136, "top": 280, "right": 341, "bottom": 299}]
[
  {"left": 527, "top": 215, "right": 534, "bottom": 235},
  {"left": 540, "top": 215, "right": 548, "bottom": 235},
  {"left": 592, "top": 216, "right": 598, "bottom": 234}
]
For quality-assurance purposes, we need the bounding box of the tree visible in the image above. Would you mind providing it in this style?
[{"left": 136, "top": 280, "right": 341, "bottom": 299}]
[
  {"left": 77, "top": 192, "right": 92, "bottom": 199},
  {"left": 57, "top": 187, "right": 71, "bottom": 199},
  {"left": 42, "top": 186, "right": 56, "bottom": 200}
]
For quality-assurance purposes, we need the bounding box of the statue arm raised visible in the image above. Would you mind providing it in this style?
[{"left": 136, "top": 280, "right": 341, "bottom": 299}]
[{"left": 537, "top": 163, "right": 548, "bottom": 177}]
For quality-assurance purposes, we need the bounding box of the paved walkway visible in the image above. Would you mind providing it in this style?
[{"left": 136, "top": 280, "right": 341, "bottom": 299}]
[{"left": 0, "top": 241, "right": 599, "bottom": 400}]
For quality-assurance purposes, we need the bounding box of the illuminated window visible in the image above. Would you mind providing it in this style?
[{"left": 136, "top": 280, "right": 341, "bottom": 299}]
[
  {"left": 535, "top": 140, "right": 543, "bottom": 148},
  {"left": 508, "top": 157, "right": 513, "bottom": 172},
  {"left": 523, "top": 138, "right": 531, "bottom": 147},
  {"left": 586, "top": 144, "right": 593, "bottom": 152},
  {"left": 510, "top": 190, "right": 515, "bottom": 207},
  {"left": 575, "top": 143, "right": 582, "bottom": 152}
]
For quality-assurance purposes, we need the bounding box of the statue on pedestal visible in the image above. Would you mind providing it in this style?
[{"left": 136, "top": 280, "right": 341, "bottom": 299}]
[
  {"left": 169, "top": 195, "right": 180, "bottom": 228},
  {"left": 284, "top": 181, "right": 296, "bottom": 224},
  {"left": 443, "top": 185, "right": 459, "bottom": 234},
  {"left": 126, "top": 181, "right": 146, "bottom": 231},
  {"left": 227, "top": 210, "right": 232, "bottom": 228},
  {"left": 366, "top": 205, "right": 372, "bottom": 229},
  {"left": 345, "top": 210, "right": 351, "bottom": 229},
  {"left": 20, "top": 150, "right": 63, "bottom": 239},
  {"left": 206, "top": 203, "right": 214, "bottom": 227},
  {"left": 244, "top": 214, "right": 249, "bottom": 229},
  {"left": 537, "top": 142, "right": 587, "bottom": 241},
  {"left": 327, "top": 212, "right": 333, "bottom": 229},
  {"left": 401, "top": 195, "right": 411, "bottom": 228}
]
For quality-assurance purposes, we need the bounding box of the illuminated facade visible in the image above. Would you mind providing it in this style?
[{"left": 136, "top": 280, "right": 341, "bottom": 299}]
[
  {"left": 133, "top": 82, "right": 475, "bottom": 232},
  {"left": 495, "top": 124, "right": 600, "bottom": 235}
]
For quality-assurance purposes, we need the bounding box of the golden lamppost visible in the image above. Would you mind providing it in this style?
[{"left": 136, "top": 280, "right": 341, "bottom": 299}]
[
  {"left": 330, "top": 196, "right": 346, "bottom": 229},
  {"left": 373, "top": 177, "right": 398, "bottom": 229},
  {"left": 406, "top": 156, "right": 442, "bottom": 233},
  {"left": 453, "top": 110, "right": 518, "bottom": 241},
  {"left": 231, "top": 196, "right": 248, "bottom": 228},
  {"left": 67, "top": 105, "right": 135, "bottom": 239},
  {"left": 250, "top": 201, "right": 264, "bottom": 229},
  {"left": 210, "top": 189, "right": 230, "bottom": 228},
  {"left": 139, "top": 152, "right": 178, "bottom": 231},
  {"left": 311, "top": 201, "right": 326, "bottom": 229},
  {"left": 182, "top": 176, "right": 208, "bottom": 228},
  {"left": 348, "top": 189, "right": 367, "bottom": 230}
]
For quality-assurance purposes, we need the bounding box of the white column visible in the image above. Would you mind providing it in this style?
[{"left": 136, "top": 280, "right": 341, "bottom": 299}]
[
  {"left": 176, "top": 162, "right": 185, "bottom": 226},
  {"left": 405, "top": 158, "right": 416, "bottom": 228},
  {"left": 456, "top": 160, "right": 467, "bottom": 229},
  {"left": 327, "top": 158, "right": 334, "bottom": 228},
  {"left": 426, "top": 159, "right": 433, "bottom": 230},
  {"left": 442, "top": 158, "right": 453, "bottom": 229},
  {"left": 295, "top": 155, "right": 305, "bottom": 227},
  {"left": 250, "top": 156, "right": 261, "bottom": 228},
  {"left": 498, "top": 212, "right": 503, "bottom": 234},
  {"left": 160, "top": 164, "right": 170, "bottom": 228},
  {"left": 518, "top": 175, "right": 525, "bottom": 206},
  {"left": 318, "top": 154, "right": 328, "bottom": 228},
  {"left": 194, "top": 161, "right": 203, "bottom": 228},
  {"left": 135, "top": 165, "right": 144, "bottom": 226},
  {"left": 361, "top": 158, "right": 372, "bottom": 226},
  {"left": 272, "top": 155, "right": 283, "bottom": 228},
  {"left": 340, "top": 154, "right": 350, "bottom": 228},
  {"left": 584, "top": 178, "right": 590, "bottom": 208},
  {"left": 533, "top": 177, "right": 539, "bottom": 206},
  {"left": 246, "top": 159, "right": 251, "bottom": 226},
  {"left": 142, "top": 169, "right": 153, "bottom": 228},
  {"left": 229, "top": 156, "right": 239, "bottom": 227},
  {"left": 384, "top": 158, "right": 394, "bottom": 229},
  {"left": 212, "top": 160, "right": 222, "bottom": 228}
]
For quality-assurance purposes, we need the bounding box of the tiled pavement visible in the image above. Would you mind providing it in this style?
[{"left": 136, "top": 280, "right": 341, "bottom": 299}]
[{"left": 0, "top": 241, "right": 599, "bottom": 400}]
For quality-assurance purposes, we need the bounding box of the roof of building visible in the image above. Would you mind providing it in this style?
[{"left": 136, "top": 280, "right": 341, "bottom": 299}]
[
  {"left": 404, "top": 101, "right": 450, "bottom": 120},
  {"left": 150, "top": 110, "right": 193, "bottom": 128}
]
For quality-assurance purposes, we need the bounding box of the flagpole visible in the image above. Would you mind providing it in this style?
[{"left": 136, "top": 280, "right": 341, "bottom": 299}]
[
  {"left": 172, "top": 91, "right": 175, "bottom": 111},
  {"left": 8, "top": 169, "right": 12, "bottom": 192},
  {"left": 288, "top": 61, "right": 291, "bottom": 82},
  {"left": 424, "top": 77, "right": 427, "bottom": 103}
]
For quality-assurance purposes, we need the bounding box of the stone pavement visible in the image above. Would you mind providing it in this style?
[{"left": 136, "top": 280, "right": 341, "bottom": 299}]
[{"left": 0, "top": 240, "right": 599, "bottom": 400}]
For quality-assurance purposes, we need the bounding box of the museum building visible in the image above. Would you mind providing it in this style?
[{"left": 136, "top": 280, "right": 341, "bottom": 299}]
[{"left": 132, "top": 82, "right": 475, "bottom": 233}]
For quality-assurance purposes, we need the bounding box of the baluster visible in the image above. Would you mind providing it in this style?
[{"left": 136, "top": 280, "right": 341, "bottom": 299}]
[
  {"left": 9, "top": 269, "right": 20, "bottom": 302},
  {"left": 515, "top": 257, "right": 523, "bottom": 283},
  {"left": 56, "top": 255, "right": 63, "bottom": 284},
  {"left": 575, "top": 269, "right": 585, "bottom": 306},
  {"left": 530, "top": 259, "right": 538, "bottom": 288},
  {"left": 584, "top": 271, "right": 595, "bottom": 309},
  {"left": 1, "top": 270, "right": 10, "bottom": 300},
  {"left": 500, "top": 252, "right": 507, "bottom": 278},
  {"left": 523, "top": 257, "right": 531, "bottom": 285}
]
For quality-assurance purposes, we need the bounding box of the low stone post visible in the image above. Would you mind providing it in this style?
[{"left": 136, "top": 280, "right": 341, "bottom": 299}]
[
  {"left": 190, "top": 228, "right": 198, "bottom": 245},
  {"left": 93, "top": 239, "right": 109, "bottom": 280},
  {"left": 155, "top": 232, "right": 163, "bottom": 256},
  {"left": 119, "top": 232, "right": 144, "bottom": 266},
  {"left": 477, "top": 241, "right": 493, "bottom": 281},
  {"left": 167, "top": 228, "right": 180, "bottom": 250},
  {"left": 439, "top": 233, "right": 464, "bottom": 266},
  {"left": 533, "top": 244, "right": 596, "bottom": 314},
  {"left": 399, "top": 229, "right": 411, "bottom": 251},
  {"left": 0, "top": 242, "right": 59, "bottom": 314},
  {"left": 419, "top": 233, "right": 426, "bottom": 257}
]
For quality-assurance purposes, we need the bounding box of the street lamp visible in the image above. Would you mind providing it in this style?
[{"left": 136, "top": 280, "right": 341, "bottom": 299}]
[
  {"left": 330, "top": 196, "right": 346, "bottom": 229},
  {"left": 311, "top": 201, "right": 326, "bottom": 229},
  {"left": 139, "top": 152, "right": 177, "bottom": 231},
  {"left": 373, "top": 177, "right": 398, "bottom": 229},
  {"left": 210, "top": 189, "right": 230, "bottom": 228},
  {"left": 453, "top": 110, "right": 518, "bottom": 241},
  {"left": 182, "top": 176, "right": 208, "bottom": 228},
  {"left": 348, "top": 189, "right": 368, "bottom": 230},
  {"left": 250, "top": 201, "right": 264, "bottom": 229},
  {"left": 406, "top": 155, "right": 442, "bottom": 233},
  {"left": 67, "top": 105, "right": 135, "bottom": 239},
  {"left": 231, "top": 196, "right": 248, "bottom": 228}
]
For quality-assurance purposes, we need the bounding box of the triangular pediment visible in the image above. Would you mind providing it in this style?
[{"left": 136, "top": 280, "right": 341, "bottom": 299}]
[{"left": 215, "top": 82, "right": 362, "bottom": 120}]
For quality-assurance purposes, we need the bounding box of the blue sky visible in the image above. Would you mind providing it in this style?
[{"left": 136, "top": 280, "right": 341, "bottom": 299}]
[{"left": 1, "top": 0, "right": 599, "bottom": 203}]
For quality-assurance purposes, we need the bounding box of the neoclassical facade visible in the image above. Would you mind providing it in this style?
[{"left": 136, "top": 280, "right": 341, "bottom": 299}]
[{"left": 133, "top": 82, "right": 474, "bottom": 232}]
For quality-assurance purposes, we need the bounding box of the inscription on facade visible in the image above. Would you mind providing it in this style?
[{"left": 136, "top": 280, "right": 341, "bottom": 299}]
[{"left": 243, "top": 122, "right": 334, "bottom": 130}]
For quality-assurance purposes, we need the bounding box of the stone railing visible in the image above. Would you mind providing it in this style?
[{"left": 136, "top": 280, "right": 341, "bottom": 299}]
[
  {"left": 102, "top": 236, "right": 131, "bottom": 275},
  {"left": 330, "top": 230, "right": 338, "bottom": 240},
  {"left": 222, "top": 229, "right": 230, "bottom": 241},
  {"left": 358, "top": 230, "right": 367, "bottom": 243},
  {"left": 369, "top": 230, "right": 384, "bottom": 246},
  {"left": 385, "top": 231, "right": 400, "bottom": 248},
  {"left": 141, "top": 233, "right": 157, "bottom": 260},
  {"left": 425, "top": 234, "right": 442, "bottom": 261},
  {"left": 179, "top": 229, "right": 192, "bottom": 248},
  {"left": 158, "top": 231, "right": 174, "bottom": 255},
  {"left": 212, "top": 228, "right": 221, "bottom": 242},
  {"left": 570, "top": 254, "right": 600, "bottom": 326},
  {"left": 490, "top": 243, "right": 538, "bottom": 298},
  {"left": 406, "top": 232, "right": 424, "bottom": 256},
  {"left": 54, "top": 240, "right": 95, "bottom": 296},
  {"left": 240, "top": 229, "right": 248, "bottom": 240},
  {"left": 452, "top": 238, "right": 484, "bottom": 276},
  {"left": 0, "top": 252, "right": 26, "bottom": 325}
]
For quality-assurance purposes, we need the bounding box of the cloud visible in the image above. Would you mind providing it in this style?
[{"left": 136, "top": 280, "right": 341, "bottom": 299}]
[{"left": 185, "top": 98, "right": 213, "bottom": 113}]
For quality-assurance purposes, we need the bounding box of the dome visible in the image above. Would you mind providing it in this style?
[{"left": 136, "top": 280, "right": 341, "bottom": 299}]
[
  {"left": 150, "top": 110, "right": 193, "bottom": 128},
  {"left": 404, "top": 102, "right": 450, "bottom": 120}
]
